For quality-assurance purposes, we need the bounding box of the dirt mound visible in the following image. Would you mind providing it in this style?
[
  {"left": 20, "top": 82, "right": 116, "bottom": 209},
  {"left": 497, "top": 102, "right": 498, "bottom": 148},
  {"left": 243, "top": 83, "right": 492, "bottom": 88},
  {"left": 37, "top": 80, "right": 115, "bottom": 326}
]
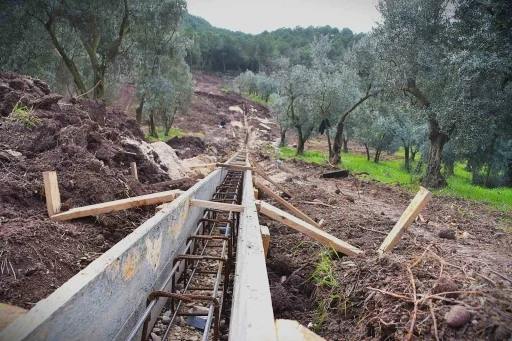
[
  {"left": 167, "top": 136, "right": 207, "bottom": 159},
  {"left": 0, "top": 73, "right": 183, "bottom": 309}
]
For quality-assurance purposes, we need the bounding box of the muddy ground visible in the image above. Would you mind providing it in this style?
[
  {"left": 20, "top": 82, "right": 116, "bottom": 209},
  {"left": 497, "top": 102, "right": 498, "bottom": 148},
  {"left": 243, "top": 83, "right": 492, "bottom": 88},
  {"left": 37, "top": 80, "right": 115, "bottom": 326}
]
[
  {"left": 254, "top": 155, "right": 512, "bottom": 341},
  {"left": 0, "top": 72, "right": 196, "bottom": 309}
]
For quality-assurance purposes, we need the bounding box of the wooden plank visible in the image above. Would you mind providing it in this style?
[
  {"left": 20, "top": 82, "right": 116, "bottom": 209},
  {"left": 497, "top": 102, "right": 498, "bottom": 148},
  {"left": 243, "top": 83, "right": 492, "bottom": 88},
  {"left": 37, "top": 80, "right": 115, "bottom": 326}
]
[
  {"left": 275, "top": 320, "right": 326, "bottom": 341},
  {"left": 188, "top": 163, "right": 217, "bottom": 170},
  {"left": 229, "top": 170, "right": 277, "bottom": 341},
  {"left": 216, "top": 163, "right": 254, "bottom": 171},
  {"left": 255, "top": 181, "right": 320, "bottom": 228},
  {"left": 257, "top": 201, "right": 361, "bottom": 257},
  {"left": 43, "top": 171, "right": 61, "bottom": 217},
  {"left": 254, "top": 168, "right": 293, "bottom": 198},
  {"left": 260, "top": 225, "right": 270, "bottom": 259},
  {"left": 50, "top": 190, "right": 183, "bottom": 221},
  {"left": 254, "top": 188, "right": 259, "bottom": 199},
  {"left": 130, "top": 162, "right": 138, "bottom": 181},
  {"left": 378, "top": 187, "right": 432, "bottom": 253},
  {"left": 190, "top": 199, "right": 245, "bottom": 212}
]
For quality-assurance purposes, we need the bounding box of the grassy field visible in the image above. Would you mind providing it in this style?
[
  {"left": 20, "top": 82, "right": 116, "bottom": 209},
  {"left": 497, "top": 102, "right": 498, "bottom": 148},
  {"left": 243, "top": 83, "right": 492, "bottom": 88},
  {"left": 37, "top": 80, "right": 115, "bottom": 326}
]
[
  {"left": 278, "top": 147, "right": 512, "bottom": 211},
  {"left": 241, "top": 92, "right": 267, "bottom": 105},
  {"left": 145, "top": 126, "right": 203, "bottom": 142}
]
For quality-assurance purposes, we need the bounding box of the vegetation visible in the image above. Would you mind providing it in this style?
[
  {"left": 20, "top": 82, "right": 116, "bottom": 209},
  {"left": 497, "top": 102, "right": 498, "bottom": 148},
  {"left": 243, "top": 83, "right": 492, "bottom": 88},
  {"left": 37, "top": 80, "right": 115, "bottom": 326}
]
[
  {"left": 278, "top": 147, "right": 512, "bottom": 211},
  {"left": 145, "top": 127, "right": 203, "bottom": 142}
]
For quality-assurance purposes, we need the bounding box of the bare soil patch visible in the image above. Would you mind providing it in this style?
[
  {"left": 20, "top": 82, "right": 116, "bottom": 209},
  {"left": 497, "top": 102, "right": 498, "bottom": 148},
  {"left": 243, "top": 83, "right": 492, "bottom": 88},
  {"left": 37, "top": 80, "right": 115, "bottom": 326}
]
[{"left": 256, "top": 156, "right": 512, "bottom": 341}]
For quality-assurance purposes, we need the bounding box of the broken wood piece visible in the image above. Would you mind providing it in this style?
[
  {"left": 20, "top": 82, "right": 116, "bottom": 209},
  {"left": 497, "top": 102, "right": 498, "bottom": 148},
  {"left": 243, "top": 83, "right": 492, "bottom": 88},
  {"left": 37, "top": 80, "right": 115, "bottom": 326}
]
[
  {"left": 321, "top": 170, "right": 349, "bottom": 179},
  {"left": 378, "top": 187, "right": 432, "bottom": 253},
  {"left": 254, "top": 188, "right": 259, "bottom": 199},
  {"left": 43, "top": 171, "right": 61, "bottom": 217},
  {"left": 260, "top": 225, "right": 270, "bottom": 258},
  {"left": 130, "top": 162, "right": 138, "bottom": 181},
  {"left": 259, "top": 123, "right": 272, "bottom": 130},
  {"left": 255, "top": 181, "right": 320, "bottom": 228},
  {"left": 215, "top": 163, "right": 253, "bottom": 171},
  {"left": 299, "top": 200, "right": 337, "bottom": 208},
  {"left": 187, "top": 163, "right": 217, "bottom": 170},
  {"left": 256, "top": 201, "right": 361, "bottom": 256},
  {"left": 50, "top": 190, "right": 183, "bottom": 221},
  {"left": 190, "top": 199, "right": 245, "bottom": 212},
  {"left": 275, "top": 319, "right": 326, "bottom": 341}
]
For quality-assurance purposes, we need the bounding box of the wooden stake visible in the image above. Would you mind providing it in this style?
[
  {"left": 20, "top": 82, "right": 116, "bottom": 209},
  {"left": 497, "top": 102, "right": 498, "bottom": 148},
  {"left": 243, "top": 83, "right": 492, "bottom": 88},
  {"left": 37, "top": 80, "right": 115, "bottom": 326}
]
[
  {"left": 130, "top": 162, "right": 138, "bottom": 181},
  {"left": 190, "top": 199, "right": 245, "bottom": 212},
  {"left": 255, "top": 181, "right": 319, "bottom": 228},
  {"left": 43, "top": 171, "right": 61, "bottom": 217},
  {"left": 256, "top": 201, "right": 361, "bottom": 256},
  {"left": 51, "top": 190, "right": 182, "bottom": 221},
  {"left": 379, "top": 187, "right": 432, "bottom": 253},
  {"left": 260, "top": 225, "right": 270, "bottom": 258},
  {"left": 275, "top": 320, "right": 326, "bottom": 341},
  {"left": 254, "top": 188, "right": 259, "bottom": 199}
]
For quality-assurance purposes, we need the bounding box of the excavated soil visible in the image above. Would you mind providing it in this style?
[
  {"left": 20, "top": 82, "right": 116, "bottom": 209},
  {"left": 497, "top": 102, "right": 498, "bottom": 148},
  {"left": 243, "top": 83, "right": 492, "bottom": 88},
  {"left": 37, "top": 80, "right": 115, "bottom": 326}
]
[
  {"left": 167, "top": 136, "right": 206, "bottom": 159},
  {"left": 255, "top": 156, "right": 512, "bottom": 341},
  {"left": 0, "top": 73, "right": 193, "bottom": 309}
]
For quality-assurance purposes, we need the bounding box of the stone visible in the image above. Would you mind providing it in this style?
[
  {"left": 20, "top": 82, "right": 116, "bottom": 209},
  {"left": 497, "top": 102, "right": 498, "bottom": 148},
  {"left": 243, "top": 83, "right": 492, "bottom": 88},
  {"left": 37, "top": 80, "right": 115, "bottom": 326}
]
[
  {"left": 153, "top": 328, "right": 161, "bottom": 335},
  {"left": 445, "top": 305, "right": 471, "bottom": 328},
  {"left": 188, "top": 336, "right": 199, "bottom": 341},
  {"left": 150, "top": 332, "right": 161, "bottom": 341},
  {"left": 439, "top": 228, "right": 456, "bottom": 240},
  {"left": 162, "top": 316, "right": 171, "bottom": 324},
  {"left": 163, "top": 310, "right": 172, "bottom": 318}
]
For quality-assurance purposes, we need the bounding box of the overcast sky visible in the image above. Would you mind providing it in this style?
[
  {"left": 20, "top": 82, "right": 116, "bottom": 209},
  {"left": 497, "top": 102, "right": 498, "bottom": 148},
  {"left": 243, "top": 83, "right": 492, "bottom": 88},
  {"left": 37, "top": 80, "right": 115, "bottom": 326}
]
[{"left": 187, "top": 0, "right": 381, "bottom": 34}]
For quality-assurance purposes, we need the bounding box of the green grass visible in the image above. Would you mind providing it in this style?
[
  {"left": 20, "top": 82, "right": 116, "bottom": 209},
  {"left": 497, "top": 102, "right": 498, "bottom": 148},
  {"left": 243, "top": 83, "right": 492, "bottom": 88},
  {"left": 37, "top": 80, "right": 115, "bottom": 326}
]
[
  {"left": 145, "top": 126, "right": 204, "bottom": 142},
  {"left": 241, "top": 92, "right": 267, "bottom": 105},
  {"left": 278, "top": 146, "right": 512, "bottom": 211},
  {"left": 220, "top": 87, "right": 229, "bottom": 93}
]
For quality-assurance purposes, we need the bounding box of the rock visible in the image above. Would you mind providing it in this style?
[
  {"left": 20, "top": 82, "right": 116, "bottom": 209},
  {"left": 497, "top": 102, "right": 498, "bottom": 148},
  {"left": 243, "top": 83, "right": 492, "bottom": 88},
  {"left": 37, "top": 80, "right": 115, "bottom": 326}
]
[
  {"left": 439, "top": 229, "right": 456, "bottom": 240},
  {"left": 188, "top": 336, "right": 199, "bottom": 341},
  {"left": 162, "top": 316, "right": 171, "bottom": 324},
  {"left": 153, "top": 328, "right": 161, "bottom": 335},
  {"left": 432, "top": 276, "right": 459, "bottom": 298},
  {"left": 150, "top": 332, "right": 161, "bottom": 341},
  {"left": 163, "top": 310, "right": 172, "bottom": 318},
  {"left": 445, "top": 305, "right": 471, "bottom": 328}
]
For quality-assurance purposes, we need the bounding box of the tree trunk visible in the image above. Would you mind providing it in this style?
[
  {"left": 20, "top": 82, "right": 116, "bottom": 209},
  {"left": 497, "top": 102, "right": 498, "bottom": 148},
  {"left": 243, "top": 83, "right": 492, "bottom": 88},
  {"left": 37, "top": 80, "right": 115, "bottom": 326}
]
[
  {"left": 444, "top": 161, "right": 455, "bottom": 177},
  {"left": 374, "top": 149, "right": 382, "bottom": 163},
  {"left": 420, "top": 120, "right": 449, "bottom": 188},
  {"left": 507, "top": 161, "right": 512, "bottom": 187},
  {"left": 135, "top": 95, "right": 145, "bottom": 125},
  {"left": 163, "top": 110, "right": 176, "bottom": 136},
  {"left": 330, "top": 122, "right": 344, "bottom": 163},
  {"left": 342, "top": 138, "right": 348, "bottom": 153},
  {"left": 326, "top": 127, "right": 332, "bottom": 158},
  {"left": 411, "top": 149, "right": 417, "bottom": 162},
  {"left": 93, "top": 66, "right": 106, "bottom": 99},
  {"left": 404, "top": 144, "right": 411, "bottom": 172},
  {"left": 364, "top": 143, "right": 370, "bottom": 161},
  {"left": 296, "top": 126, "right": 305, "bottom": 155},
  {"left": 279, "top": 129, "right": 287, "bottom": 147},
  {"left": 149, "top": 113, "right": 158, "bottom": 138}
]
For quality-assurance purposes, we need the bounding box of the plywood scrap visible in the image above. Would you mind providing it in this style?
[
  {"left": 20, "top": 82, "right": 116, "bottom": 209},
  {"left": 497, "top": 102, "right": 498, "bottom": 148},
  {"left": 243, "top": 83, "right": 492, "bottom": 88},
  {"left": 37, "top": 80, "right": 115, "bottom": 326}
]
[
  {"left": 130, "top": 162, "right": 138, "bottom": 181},
  {"left": 255, "top": 181, "right": 319, "bottom": 228},
  {"left": 275, "top": 320, "right": 326, "bottom": 341},
  {"left": 256, "top": 201, "right": 361, "bottom": 256},
  {"left": 190, "top": 199, "right": 245, "bottom": 212},
  {"left": 43, "top": 171, "right": 61, "bottom": 217},
  {"left": 51, "top": 190, "right": 183, "bottom": 221},
  {"left": 379, "top": 186, "right": 432, "bottom": 253}
]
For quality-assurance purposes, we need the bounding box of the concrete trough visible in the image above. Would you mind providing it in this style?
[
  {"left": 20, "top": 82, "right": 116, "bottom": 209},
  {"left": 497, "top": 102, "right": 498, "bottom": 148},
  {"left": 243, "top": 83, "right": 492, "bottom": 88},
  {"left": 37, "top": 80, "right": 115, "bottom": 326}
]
[{"left": 0, "top": 167, "right": 228, "bottom": 341}]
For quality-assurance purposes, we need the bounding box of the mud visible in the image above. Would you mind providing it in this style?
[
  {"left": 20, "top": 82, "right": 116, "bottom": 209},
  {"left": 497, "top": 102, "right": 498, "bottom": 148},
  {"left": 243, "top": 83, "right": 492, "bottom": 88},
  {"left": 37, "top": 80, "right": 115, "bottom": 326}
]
[
  {"left": 167, "top": 136, "right": 206, "bottom": 159},
  {"left": 0, "top": 73, "right": 190, "bottom": 309},
  {"left": 256, "top": 155, "right": 512, "bottom": 341}
]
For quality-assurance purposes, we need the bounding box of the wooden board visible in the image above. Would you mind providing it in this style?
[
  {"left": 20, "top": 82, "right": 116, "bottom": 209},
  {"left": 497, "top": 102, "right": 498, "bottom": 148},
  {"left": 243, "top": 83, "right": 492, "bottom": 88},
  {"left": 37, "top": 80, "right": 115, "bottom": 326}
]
[
  {"left": 0, "top": 303, "right": 27, "bottom": 332},
  {"left": 229, "top": 171, "right": 278, "bottom": 341},
  {"left": 378, "top": 187, "right": 432, "bottom": 253},
  {"left": 275, "top": 320, "right": 326, "bottom": 341},
  {"left": 254, "top": 188, "right": 259, "bottom": 199},
  {"left": 187, "top": 163, "right": 217, "bottom": 169},
  {"left": 43, "top": 171, "right": 61, "bottom": 217},
  {"left": 254, "top": 168, "right": 293, "bottom": 198},
  {"left": 255, "top": 181, "right": 320, "bottom": 228},
  {"left": 260, "top": 225, "right": 270, "bottom": 259},
  {"left": 190, "top": 199, "right": 245, "bottom": 212},
  {"left": 130, "top": 162, "right": 138, "bottom": 181},
  {"left": 50, "top": 190, "right": 183, "bottom": 221},
  {"left": 257, "top": 201, "right": 361, "bottom": 257},
  {"left": 216, "top": 163, "right": 254, "bottom": 172}
]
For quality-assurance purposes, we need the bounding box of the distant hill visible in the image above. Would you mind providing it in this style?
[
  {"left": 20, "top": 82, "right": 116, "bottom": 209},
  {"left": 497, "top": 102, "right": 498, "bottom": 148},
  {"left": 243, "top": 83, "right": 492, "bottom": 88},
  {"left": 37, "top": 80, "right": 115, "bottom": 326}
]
[{"left": 181, "top": 13, "right": 363, "bottom": 73}]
